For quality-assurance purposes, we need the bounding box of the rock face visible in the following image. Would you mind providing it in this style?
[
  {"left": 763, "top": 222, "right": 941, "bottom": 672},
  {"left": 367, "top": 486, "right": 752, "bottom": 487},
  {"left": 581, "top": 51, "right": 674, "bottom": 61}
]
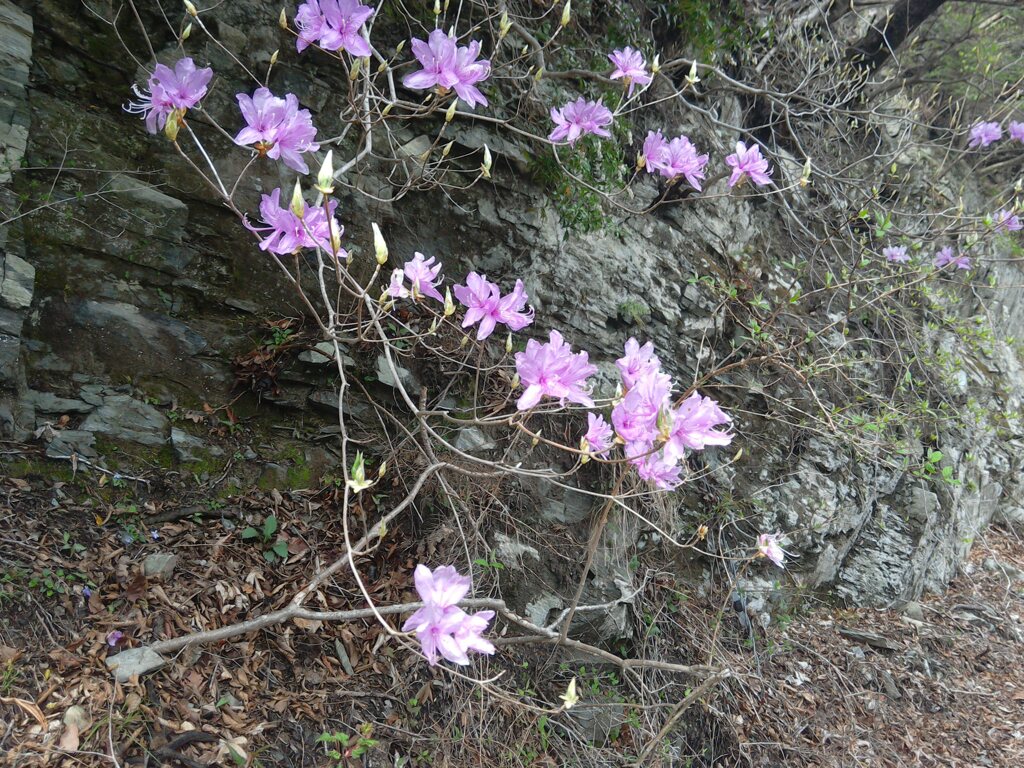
[{"left": 3, "top": 0, "right": 1024, "bottom": 625}]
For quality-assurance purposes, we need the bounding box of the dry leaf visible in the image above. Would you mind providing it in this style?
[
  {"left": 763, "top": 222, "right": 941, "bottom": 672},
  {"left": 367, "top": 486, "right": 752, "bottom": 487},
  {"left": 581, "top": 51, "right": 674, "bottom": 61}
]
[{"left": 1, "top": 696, "right": 48, "bottom": 729}]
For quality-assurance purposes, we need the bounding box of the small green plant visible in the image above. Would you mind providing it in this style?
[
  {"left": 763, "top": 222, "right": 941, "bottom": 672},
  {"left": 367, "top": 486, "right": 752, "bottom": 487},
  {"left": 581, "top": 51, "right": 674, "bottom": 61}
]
[
  {"left": 59, "top": 531, "right": 86, "bottom": 558},
  {"left": 241, "top": 514, "right": 289, "bottom": 563},
  {"left": 472, "top": 553, "right": 505, "bottom": 572},
  {"left": 316, "top": 724, "right": 378, "bottom": 766}
]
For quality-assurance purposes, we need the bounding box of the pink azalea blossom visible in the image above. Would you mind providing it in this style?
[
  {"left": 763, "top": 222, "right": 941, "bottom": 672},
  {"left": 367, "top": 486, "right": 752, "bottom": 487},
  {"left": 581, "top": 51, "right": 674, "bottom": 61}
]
[
  {"left": 635, "top": 450, "right": 682, "bottom": 490},
  {"left": 453, "top": 273, "right": 534, "bottom": 340},
  {"left": 295, "top": 0, "right": 374, "bottom": 56},
  {"left": 582, "top": 413, "right": 614, "bottom": 458},
  {"left": 933, "top": 246, "right": 970, "bottom": 270},
  {"left": 662, "top": 392, "right": 733, "bottom": 462},
  {"left": 387, "top": 252, "right": 445, "bottom": 302},
  {"left": 234, "top": 88, "right": 320, "bottom": 174},
  {"left": 402, "top": 565, "right": 494, "bottom": 666},
  {"left": 616, "top": 337, "right": 661, "bottom": 389},
  {"left": 125, "top": 57, "right": 213, "bottom": 134},
  {"left": 725, "top": 141, "right": 773, "bottom": 187},
  {"left": 1009, "top": 121, "right": 1024, "bottom": 143},
  {"left": 882, "top": 245, "right": 910, "bottom": 263},
  {"left": 968, "top": 121, "right": 1002, "bottom": 148},
  {"left": 515, "top": 330, "right": 597, "bottom": 411},
  {"left": 549, "top": 98, "right": 613, "bottom": 145},
  {"left": 994, "top": 209, "right": 1022, "bottom": 233},
  {"left": 643, "top": 131, "right": 708, "bottom": 190},
  {"left": 608, "top": 47, "right": 652, "bottom": 96},
  {"left": 403, "top": 29, "right": 491, "bottom": 109},
  {"left": 757, "top": 533, "right": 785, "bottom": 568},
  {"left": 244, "top": 188, "right": 345, "bottom": 257}
]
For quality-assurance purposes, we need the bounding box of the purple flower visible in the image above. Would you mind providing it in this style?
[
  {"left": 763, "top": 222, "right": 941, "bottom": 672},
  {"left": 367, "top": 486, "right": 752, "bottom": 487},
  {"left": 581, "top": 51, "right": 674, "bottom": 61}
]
[
  {"left": 453, "top": 273, "right": 534, "bottom": 340},
  {"left": 387, "top": 252, "right": 445, "bottom": 302},
  {"left": 515, "top": 330, "right": 598, "bottom": 411},
  {"left": 882, "top": 245, "right": 910, "bottom": 263},
  {"left": 549, "top": 98, "right": 613, "bottom": 145},
  {"left": 125, "top": 57, "right": 213, "bottom": 134},
  {"left": 725, "top": 141, "right": 773, "bottom": 187},
  {"left": 295, "top": 0, "right": 374, "bottom": 56},
  {"left": 662, "top": 392, "right": 733, "bottom": 463},
  {"left": 611, "top": 369, "right": 671, "bottom": 446},
  {"left": 402, "top": 564, "right": 494, "bottom": 666},
  {"left": 635, "top": 451, "right": 682, "bottom": 490},
  {"left": 235, "top": 88, "right": 320, "bottom": 174},
  {"left": 582, "top": 413, "right": 613, "bottom": 458},
  {"left": 652, "top": 134, "right": 709, "bottom": 191},
  {"left": 608, "top": 47, "right": 652, "bottom": 96},
  {"left": 616, "top": 337, "right": 660, "bottom": 390},
  {"left": 106, "top": 630, "right": 124, "bottom": 647},
  {"left": 244, "top": 188, "right": 345, "bottom": 257},
  {"left": 968, "top": 121, "right": 1002, "bottom": 148},
  {"left": 757, "top": 533, "right": 785, "bottom": 568},
  {"left": 403, "top": 30, "right": 491, "bottom": 109},
  {"left": 994, "top": 209, "right": 1022, "bottom": 233},
  {"left": 1009, "top": 121, "right": 1024, "bottom": 143},
  {"left": 82, "top": 586, "right": 92, "bottom": 598}
]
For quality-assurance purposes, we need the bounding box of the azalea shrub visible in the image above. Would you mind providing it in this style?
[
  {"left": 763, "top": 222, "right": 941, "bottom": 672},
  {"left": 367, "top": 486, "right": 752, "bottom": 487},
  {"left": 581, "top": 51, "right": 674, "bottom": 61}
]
[{"left": 119, "top": 0, "right": 1021, "bottom": 678}]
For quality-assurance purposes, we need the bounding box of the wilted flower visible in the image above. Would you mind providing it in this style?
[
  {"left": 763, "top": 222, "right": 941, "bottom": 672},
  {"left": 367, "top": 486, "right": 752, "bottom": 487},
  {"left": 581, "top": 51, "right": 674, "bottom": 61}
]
[
  {"left": 244, "top": 188, "right": 345, "bottom": 257},
  {"left": 725, "top": 141, "right": 773, "bottom": 187},
  {"left": 549, "top": 98, "right": 613, "bottom": 145},
  {"left": 403, "top": 29, "right": 491, "bottom": 109},
  {"left": 453, "top": 273, "right": 534, "bottom": 340},
  {"left": 387, "top": 252, "right": 445, "bottom": 302},
  {"left": 234, "top": 88, "right": 320, "bottom": 174},
  {"left": 582, "top": 413, "right": 613, "bottom": 458},
  {"left": 994, "top": 208, "right": 1022, "bottom": 233},
  {"left": 295, "top": 0, "right": 374, "bottom": 56},
  {"left": 515, "top": 330, "right": 598, "bottom": 410},
  {"left": 968, "top": 121, "right": 1002, "bottom": 148},
  {"left": 757, "top": 533, "right": 785, "bottom": 568},
  {"left": 882, "top": 245, "right": 910, "bottom": 263},
  {"left": 608, "top": 47, "right": 652, "bottom": 96},
  {"left": 124, "top": 57, "right": 213, "bottom": 134},
  {"left": 106, "top": 629, "right": 125, "bottom": 647},
  {"left": 402, "top": 564, "right": 495, "bottom": 666}
]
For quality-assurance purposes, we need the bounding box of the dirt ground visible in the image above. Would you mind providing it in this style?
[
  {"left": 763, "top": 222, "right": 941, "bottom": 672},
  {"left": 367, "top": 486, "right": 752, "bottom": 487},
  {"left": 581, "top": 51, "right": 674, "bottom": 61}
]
[{"left": 1, "top": 440, "right": 1023, "bottom": 767}]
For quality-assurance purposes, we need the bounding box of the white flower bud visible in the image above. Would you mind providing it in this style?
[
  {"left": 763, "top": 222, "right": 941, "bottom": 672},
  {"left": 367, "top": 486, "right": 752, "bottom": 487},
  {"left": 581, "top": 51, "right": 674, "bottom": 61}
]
[
  {"left": 316, "top": 150, "right": 335, "bottom": 194},
  {"left": 289, "top": 180, "right": 305, "bottom": 218},
  {"left": 184, "top": 0, "right": 198, "bottom": 17},
  {"left": 499, "top": 11, "right": 511, "bottom": 39},
  {"left": 278, "top": 7, "right": 288, "bottom": 29},
  {"left": 481, "top": 144, "right": 492, "bottom": 178},
  {"left": 371, "top": 223, "right": 388, "bottom": 265},
  {"left": 560, "top": 0, "right": 571, "bottom": 27},
  {"left": 444, "top": 288, "right": 455, "bottom": 317},
  {"left": 181, "top": 23, "right": 192, "bottom": 41},
  {"left": 445, "top": 98, "right": 458, "bottom": 123}
]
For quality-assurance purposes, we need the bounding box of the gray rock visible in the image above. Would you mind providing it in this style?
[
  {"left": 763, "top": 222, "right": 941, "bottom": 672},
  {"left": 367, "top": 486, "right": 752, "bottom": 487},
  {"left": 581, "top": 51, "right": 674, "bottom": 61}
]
[
  {"left": 492, "top": 532, "right": 540, "bottom": 571},
  {"left": 105, "top": 647, "right": 166, "bottom": 681},
  {"left": 80, "top": 395, "right": 170, "bottom": 447},
  {"left": 567, "top": 703, "right": 627, "bottom": 745},
  {"left": 0, "top": 252, "right": 33, "bottom": 311},
  {"left": 901, "top": 601, "right": 925, "bottom": 622},
  {"left": 143, "top": 552, "right": 179, "bottom": 581},
  {"left": 26, "top": 390, "right": 93, "bottom": 415},
  {"left": 524, "top": 593, "right": 563, "bottom": 628},
  {"left": 44, "top": 429, "right": 97, "bottom": 459},
  {"left": 454, "top": 427, "right": 497, "bottom": 454},
  {"left": 298, "top": 341, "right": 355, "bottom": 367},
  {"left": 374, "top": 355, "right": 418, "bottom": 392},
  {"left": 522, "top": 475, "right": 593, "bottom": 525},
  {"left": 259, "top": 463, "right": 289, "bottom": 490}
]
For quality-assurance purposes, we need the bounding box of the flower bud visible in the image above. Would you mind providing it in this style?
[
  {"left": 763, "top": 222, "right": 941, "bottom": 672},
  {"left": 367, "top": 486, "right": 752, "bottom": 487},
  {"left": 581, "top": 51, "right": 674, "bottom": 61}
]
[
  {"left": 316, "top": 150, "right": 335, "bottom": 194},
  {"left": 395, "top": 40, "right": 405, "bottom": 54},
  {"left": 685, "top": 59, "right": 699, "bottom": 86},
  {"left": 428, "top": 317, "right": 439, "bottom": 333},
  {"left": 579, "top": 436, "right": 590, "bottom": 464},
  {"left": 499, "top": 11, "right": 511, "bottom": 39},
  {"left": 181, "top": 22, "right": 192, "bottom": 41},
  {"left": 279, "top": 7, "right": 288, "bottom": 29},
  {"left": 445, "top": 98, "right": 458, "bottom": 123},
  {"left": 651, "top": 54, "right": 661, "bottom": 74},
  {"left": 444, "top": 287, "right": 455, "bottom": 316},
  {"left": 382, "top": 102, "right": 394, "bottom": 117},
  {"left": 460, "top": 335, "right": 470, "bottom": 348},
  {"left": 349, "top": 56, "right": 362, "bottom": 81},
  {"left": 504, "top": 332, "right": 513, "bottom": 353},
  {"left": 511, "top": 373, "right": 520, "bottom": 388},
  {"left": 800, "top": 157, "right": 812, "bottom": 187},
  {"left": 371, "top": 223, "right": 388, "bottom": 265},
  {"left": 534, "top": 66, "right": 544, "bottom": 82},
  {"left": 560, "top": 679, "right": 579, "bottom": 710},
  {"left": 433, "top": 0, "right": 440, "bottom": 15},
  {"left": 378, "top": 460, "right": 387, "bottom": 478},
  {"left": 444, "top": 0, "right": 450, "bottom": 10},
  {"left": 441, "top": 141, "right": 454, "bottom": 158},
  {"left": 270, "top": 49, "right": 279, "bottom": 67},
  {"left": 637, "top": 153, "right": 646, "bottom": 171},
  {"left": 164, "top": 109, "right": 182, "bottom": 141},
  {"left": 481, "top": 144, "right": 492, "bottom": 179},
  {"left": 184, "top": 0, "right": 198, "bottom": 16},
  {"left": 531, "top": 431, "right": 541, "bottom": 447},
  {"left": 289, "top": 180, "right": 305, "bottom": 218},
  {"left": 560, "top": 0, "right": 571, "bottom": 27},
  {"left": 377, "top": 59, "right": 387, "bottom": 73}
]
